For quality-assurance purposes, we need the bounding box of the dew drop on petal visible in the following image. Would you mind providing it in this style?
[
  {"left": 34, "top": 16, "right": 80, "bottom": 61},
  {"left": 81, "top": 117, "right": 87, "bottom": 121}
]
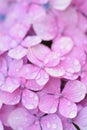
[
  {"left": 52, "top": 123, "right": 57, "bottom": 129},
  {"left": 47, "top": 122, "right": 51, "bottom": 128}
]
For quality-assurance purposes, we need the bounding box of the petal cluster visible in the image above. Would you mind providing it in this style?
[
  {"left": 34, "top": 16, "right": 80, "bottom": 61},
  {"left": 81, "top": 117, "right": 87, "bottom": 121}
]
[{"left": 0, "top": 0, "right": 87, "bottom": 130}]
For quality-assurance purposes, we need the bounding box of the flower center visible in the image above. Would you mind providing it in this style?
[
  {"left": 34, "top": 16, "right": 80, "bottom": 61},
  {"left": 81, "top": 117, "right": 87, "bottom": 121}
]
[
  {"left": 0, "top": 14, "right": 6, "bottom": 22},
  {"left": 43, "top": 2, "right": 51, "bottom": 10},
  {"left": 67, "top": 118, "right": 73, "bottom": 123}
]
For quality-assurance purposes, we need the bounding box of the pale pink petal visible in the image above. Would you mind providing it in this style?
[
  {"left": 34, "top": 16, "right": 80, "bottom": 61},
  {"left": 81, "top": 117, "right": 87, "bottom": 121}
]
[
  {"left": 33, "top": 13, "right": 58, "bottom": 40},
  {"left": 0, "top": 77, "right": 20, "bottom": 93},
  {"left": 52, "top": 36, "right": 74, "bottom": 56},
  {"left": 21, "top": 36, "right": 41, "bottom": 47},
  {"left": 8, "top": 107, "right": 35, "bottom": 130},
  {"left": 22, "top": 89, "right": 39, "bottom": 109},
  {"left": 74, "top": 107, "right": 87, "bottom": 130},
  {"left": 61, "top": 55, "right": 81, "bottom": 79},
  {"left": 64, "top": 27, "right": 87, "bottom": 51},
  {"left": 20, "top": 64, "right": 40, "bottom": 79},
  {"left": 59, "top": 98, "right": 77, "bottom": 118},
  {"left": 0, "top": 89, "right": 21, "bottom": 105},
  {"left": 0, "top": 34, "right": 11, "bottom": 51},
  {"left": 28, "top": 4, "right": 46, "bottom": 23},
  {"left": 45, "top": 65, "right": 65, "bottom": 77},
  {"left": 57, "top": 7, "right": 78, "bottom": 28},
  {"left": 8, "top": 59, "right": 23, "bottom": 77},
  {"left": 69, "top": 46, "right": 86, "bottom": 66},
  {"left": 27, "top": 44, "right": 50, "bottom": 66},
  {"left": 0, "top": 121, "right": 4, "bottom": 130},
  {"left": 8, "top": 45, "right": 27, "bottom": 59},
  {"left": 51, "top": 0, "right": 72, "bottom": 10},
  {"left": 41, "top": 114, "right": 63, "bottom": 130},
  {"left": 44, "top": 52, "right": 60, "bottom": 67},
  {"left": 32, "top": 0, "right": 49, "bottom": 4},
  {"left": 35, "top": 70, "right": 49, "bottom": 86},
  {"left": 9, "top": 22, "right": 28, "bottom": 41},
  {"left": 0, "top": 99, "right": 3, "bottom": 108},
  {"left": 26, "top": 79, "right": 44, "bottom": 91},
  {"left": 62, "top": 80, "right": 86, "bottom": 102},
  {"left": 39, "top": 94, "right": 58, "bottom": 113}
]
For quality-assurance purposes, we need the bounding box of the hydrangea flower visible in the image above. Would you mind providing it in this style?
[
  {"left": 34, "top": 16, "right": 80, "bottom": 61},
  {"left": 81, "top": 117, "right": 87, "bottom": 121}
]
[
  {"left": 61, "top": 106, "right": 87, "bottom": 130},
  {"left": 38, "top": 78, "right": 86, "bottom": 118},
  {"left": 0, "top": 0, "right": 87, "bottom": 129},
  {"left": 7, "top": 107, "right": 63, "bottom": 130}
]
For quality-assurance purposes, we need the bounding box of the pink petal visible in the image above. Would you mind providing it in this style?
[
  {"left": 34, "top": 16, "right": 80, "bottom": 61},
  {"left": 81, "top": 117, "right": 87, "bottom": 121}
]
[
  {"left": 33, "top": 13, "right": 58, "bottom": 40},
  {"left": 62, "top": 80, "right": 86, "bottom": 102},
  {"left": 35, "top": 70, "right": 49, "bottom": 86},
  {"left": 44, "top": 52, "right": 60, "bottom": 67},
  {"left": 62, "top": 117, "right": 76, "bottom": 130},
  {"left": 20, "top": 64, "right": 40, "bottom": 79},
  {"left": 0, "top": 89, "right": 21, "bottom": 105},
  {"left": 0, "top": 56, "right": 8, "bottom": 75},
  {"left": 52, "top": 36, "right": 74, "bottom": 56},
  {"left": 51, "top": 0, "right": 72, "bottom": 10},
  {"left": 39, "top": 94, "right": 58, "bottom": 113},
  {"left": 27, "top": 44, "right": 50, "bottom": 66},
  {"left": 79, "top": 0, "right": 87, "bottom": 16},
  {"left": 8, "top": 45, "right": 27, "bottom": 59},
  {"left": 43, "top": 77, "right": 61, "bottom": 94},
  {"left": 0, "top": 105, "right": 15, "bottom": 127},
  {"left": 8, "top": 107, "right": 35, "bottom": 130},
  {"left": 78, "top": 13, "right": 87, "bottom": 33},
  {"left": 28, "top": 123, "right": 41, "bottom": 130},
  {"left": 21, "top": 36, "right": 41, "bottom": 47},
  {"left": 22, "top": 89, "right": 39, "bottom": 109},
  {"left": 25, "top": 79, "right": 44, "bottom": 91},
  {"left": 74, "top": 107, "right": 87, "bottom": 130},
  {"left": 0, "top": 73, "right": 5, "bottom": 86},
  {"left": 59, "top": 98, "right": 77, "bottom": 118},
  {"left": 0, "top": 77, "right": 20, "bottom": 93},
  {"left": 45, "top": 65, "right": 65, "bottom": 77},
  {"left": 41, "top": 114, "right": 63, "bottom": 130}
]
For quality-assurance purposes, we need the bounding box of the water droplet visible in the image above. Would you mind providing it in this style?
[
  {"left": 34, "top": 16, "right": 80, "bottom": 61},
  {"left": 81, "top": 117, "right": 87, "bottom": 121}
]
[
  {"left": 34, "top": 95, "right": 38, "bottom": 101},
  {"left": 49, "top": 107, "right": 57, "bottom": 113},
  {"left": 69, "top": 110, "right": 76, "bottom": 118},
  {"left": 47, "top": 122, "right": 51, "bottom": 128},
  {"left": 74, "top": 59, "right": 79, "bottom": 65},
  {"left": 29, "top": 92, "right": 34, "bottom": 98},
  {"left": 67, "top": 101, "right": 71, "bottom": 106},
  {"left": 28, "top": 104, "right": 34, "bottom": 109},
  {"left": 52, "top": 123, "right": 57, "bottom": 129}
]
